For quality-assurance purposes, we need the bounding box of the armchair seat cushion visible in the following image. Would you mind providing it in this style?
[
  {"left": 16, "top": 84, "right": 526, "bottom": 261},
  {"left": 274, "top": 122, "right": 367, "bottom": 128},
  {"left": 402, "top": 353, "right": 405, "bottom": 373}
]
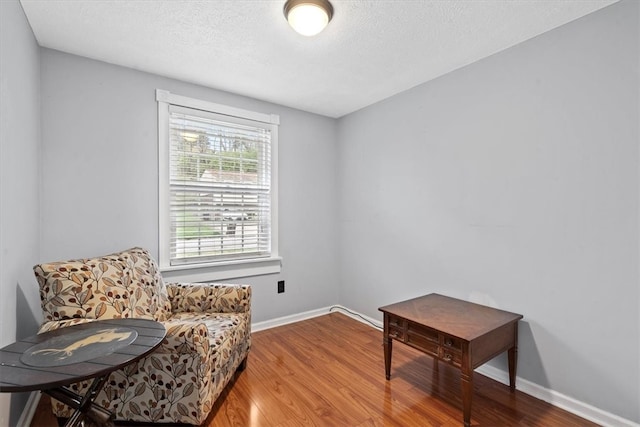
[
  {"left": 33, "top": 247, "right": 251, "bottom": 425},
  {"left": 163, "top": 312, "right": 249, "bottom": 363}
]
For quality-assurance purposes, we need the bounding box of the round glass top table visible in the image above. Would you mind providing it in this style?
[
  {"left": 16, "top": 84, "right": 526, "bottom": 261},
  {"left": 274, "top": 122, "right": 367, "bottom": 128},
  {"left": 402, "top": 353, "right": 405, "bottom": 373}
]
[{"left": 0, "top": 318, "right": 166, "bottom": 427}]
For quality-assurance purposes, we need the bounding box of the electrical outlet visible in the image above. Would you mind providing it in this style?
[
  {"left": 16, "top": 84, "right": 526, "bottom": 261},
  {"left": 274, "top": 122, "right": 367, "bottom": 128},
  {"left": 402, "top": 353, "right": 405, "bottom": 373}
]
[{"left": 277, "top": 280, "right": 285, "bottom": 293}]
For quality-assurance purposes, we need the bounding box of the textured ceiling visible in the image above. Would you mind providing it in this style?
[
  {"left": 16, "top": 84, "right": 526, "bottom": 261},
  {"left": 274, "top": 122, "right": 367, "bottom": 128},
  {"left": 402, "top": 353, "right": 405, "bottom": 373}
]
[{"left": 20, "top": 0, "right": 618, "bottom": 118}]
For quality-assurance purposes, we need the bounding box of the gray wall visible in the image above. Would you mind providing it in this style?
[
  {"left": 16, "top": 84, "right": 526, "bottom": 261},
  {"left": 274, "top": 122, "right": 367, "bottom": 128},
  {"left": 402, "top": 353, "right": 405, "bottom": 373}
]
[
  {"left": 39, "top": 49, "right": 340, "bottom": 324},
  {"left": 337, "top": 0, "right": 639, "bottom": 422},
  {"left": 0, "top": 0, "right": 43, "bottom": 425}
]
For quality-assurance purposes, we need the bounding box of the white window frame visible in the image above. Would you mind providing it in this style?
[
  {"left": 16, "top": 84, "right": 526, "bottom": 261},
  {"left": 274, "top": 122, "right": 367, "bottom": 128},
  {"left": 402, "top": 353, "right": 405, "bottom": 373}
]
[{"left": 157, "top": 89, "right": 281, "bottom": 282}]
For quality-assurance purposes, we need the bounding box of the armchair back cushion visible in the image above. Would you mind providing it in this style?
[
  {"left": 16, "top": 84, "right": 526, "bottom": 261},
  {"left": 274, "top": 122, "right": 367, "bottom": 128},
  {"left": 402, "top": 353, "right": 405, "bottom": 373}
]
[{"left": 34, "top": 247, "right": 171, "bottom": 322}]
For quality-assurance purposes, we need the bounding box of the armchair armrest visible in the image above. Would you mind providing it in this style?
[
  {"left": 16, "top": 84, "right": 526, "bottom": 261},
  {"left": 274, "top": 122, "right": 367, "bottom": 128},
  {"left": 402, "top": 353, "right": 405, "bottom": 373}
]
[
  {"left": 166, "top": 283, "right": 251, "bottom": 314},
  {"left": 157, "top": 319, "right": 210, "bottom": 357},
  {"left": 38, "top": 318, "right": 96, "bottom": 334}
]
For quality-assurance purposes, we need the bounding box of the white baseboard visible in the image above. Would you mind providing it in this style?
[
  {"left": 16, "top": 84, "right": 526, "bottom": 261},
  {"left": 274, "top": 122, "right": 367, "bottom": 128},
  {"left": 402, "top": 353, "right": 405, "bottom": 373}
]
[
  {"left": 476, "top": 364, "right": 639, "bottom": 427},
  {"left": 328, "top": 305, "right": 383, "bottom": 329},
  {"left": 252, "top": 306, "right": 332, "bottom": 332},
  {"left": 251, "top": 305, "right": 383, "bottom": 332}
]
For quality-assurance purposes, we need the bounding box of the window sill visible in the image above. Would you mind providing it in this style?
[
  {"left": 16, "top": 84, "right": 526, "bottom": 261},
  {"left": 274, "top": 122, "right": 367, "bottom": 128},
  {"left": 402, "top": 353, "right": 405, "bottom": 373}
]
[{"left": 160, "top": 256, "right": 282, "bottom": 283}]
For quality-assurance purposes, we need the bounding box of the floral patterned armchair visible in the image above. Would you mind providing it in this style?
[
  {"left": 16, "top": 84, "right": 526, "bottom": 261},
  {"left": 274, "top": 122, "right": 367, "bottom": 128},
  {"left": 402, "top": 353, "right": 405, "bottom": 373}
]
[{"left": 33, "top": 247, "right": 251, "bottom": 425}]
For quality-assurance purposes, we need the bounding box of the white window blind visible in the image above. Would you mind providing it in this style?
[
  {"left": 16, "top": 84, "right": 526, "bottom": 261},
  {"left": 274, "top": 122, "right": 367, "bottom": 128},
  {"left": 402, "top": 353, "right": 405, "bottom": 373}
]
[{"left": 167, "top": 104, "right": 274, "bottom": 266}]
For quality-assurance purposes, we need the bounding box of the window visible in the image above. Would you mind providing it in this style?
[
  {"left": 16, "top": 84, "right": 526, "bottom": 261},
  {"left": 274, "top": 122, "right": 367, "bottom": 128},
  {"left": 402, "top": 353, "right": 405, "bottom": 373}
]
[{"left": 157, "top": 90, "right": 280, "bottom": 281}]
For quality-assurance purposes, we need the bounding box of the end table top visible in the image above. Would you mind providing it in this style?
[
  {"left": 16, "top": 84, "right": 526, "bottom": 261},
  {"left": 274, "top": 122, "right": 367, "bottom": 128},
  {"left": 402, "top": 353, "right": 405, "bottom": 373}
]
[
  {"left": 0, "top": 318, "right": 166, "bottom": 393},
  {"left": 379, "top": 293, "right": 523, "bottom": 341}
]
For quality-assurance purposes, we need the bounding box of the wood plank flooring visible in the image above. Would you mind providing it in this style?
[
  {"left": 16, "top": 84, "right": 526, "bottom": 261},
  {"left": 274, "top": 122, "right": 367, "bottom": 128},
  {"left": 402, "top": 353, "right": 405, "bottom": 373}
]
[{"left": 31, "top": 312, "right": 599, "bottom": 426}]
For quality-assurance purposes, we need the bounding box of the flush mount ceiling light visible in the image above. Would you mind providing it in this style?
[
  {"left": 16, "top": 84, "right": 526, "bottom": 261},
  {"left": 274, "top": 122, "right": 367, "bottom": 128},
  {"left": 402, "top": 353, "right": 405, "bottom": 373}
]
[{"left": 284, "top": 0, "right": 334, "bottom": 37}]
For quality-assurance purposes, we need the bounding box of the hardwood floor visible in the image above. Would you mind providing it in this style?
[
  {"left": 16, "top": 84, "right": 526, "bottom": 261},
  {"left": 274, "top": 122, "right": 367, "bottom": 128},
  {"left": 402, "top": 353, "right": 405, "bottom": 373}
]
[{"left": 31, "top": 312, "right": 599, "bottom": 426}]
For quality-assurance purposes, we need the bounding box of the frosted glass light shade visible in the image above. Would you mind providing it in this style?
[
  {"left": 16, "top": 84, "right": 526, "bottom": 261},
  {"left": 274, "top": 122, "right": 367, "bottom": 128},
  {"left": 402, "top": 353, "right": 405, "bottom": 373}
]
[{"left": 284, "top": 0, "right": 333, "bottom": 36}]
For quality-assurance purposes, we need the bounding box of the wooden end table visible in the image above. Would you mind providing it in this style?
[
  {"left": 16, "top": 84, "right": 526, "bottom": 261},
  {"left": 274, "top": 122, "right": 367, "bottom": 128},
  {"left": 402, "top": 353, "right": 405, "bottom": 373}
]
[
  {"left": 379, "top": 293, "right": 523, "bottom": 427},
  {"left": 0, "top": 318, "right": 166, "bottom": 427}
]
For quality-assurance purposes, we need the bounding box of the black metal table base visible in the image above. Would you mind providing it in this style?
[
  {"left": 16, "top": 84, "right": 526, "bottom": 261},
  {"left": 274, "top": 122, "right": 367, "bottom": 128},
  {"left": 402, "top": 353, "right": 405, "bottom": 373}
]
[{"left": 45, "top": 375, "right": 114, "bottom": 427}]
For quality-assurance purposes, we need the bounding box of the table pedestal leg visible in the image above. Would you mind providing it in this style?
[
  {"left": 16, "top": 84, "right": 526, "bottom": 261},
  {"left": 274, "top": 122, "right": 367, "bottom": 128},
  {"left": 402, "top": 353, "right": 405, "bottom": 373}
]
[{"left": 45, "top": 375, "right": 114, "bottom": 427}]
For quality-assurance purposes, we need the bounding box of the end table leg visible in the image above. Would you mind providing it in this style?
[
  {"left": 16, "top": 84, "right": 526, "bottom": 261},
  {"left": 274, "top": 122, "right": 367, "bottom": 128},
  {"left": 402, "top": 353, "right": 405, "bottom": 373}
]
[
  {"left": 508, "top": 322, "right": 519, "bottom": 391},
  {"left": 461, "top": 370, "right": 472, "bottom": 427},
  {"left": 383, "top": 335, "right": 392, "bottom": 380},
  {"left": 508, "top": 345, "right": 518, "bottom": 391}
]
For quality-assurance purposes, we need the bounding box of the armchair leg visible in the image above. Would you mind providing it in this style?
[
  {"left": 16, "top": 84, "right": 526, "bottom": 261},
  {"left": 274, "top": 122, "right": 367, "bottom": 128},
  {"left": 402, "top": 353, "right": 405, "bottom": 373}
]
[{"left": 237, "top": 356, "right": 248, "bottom": 372}]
